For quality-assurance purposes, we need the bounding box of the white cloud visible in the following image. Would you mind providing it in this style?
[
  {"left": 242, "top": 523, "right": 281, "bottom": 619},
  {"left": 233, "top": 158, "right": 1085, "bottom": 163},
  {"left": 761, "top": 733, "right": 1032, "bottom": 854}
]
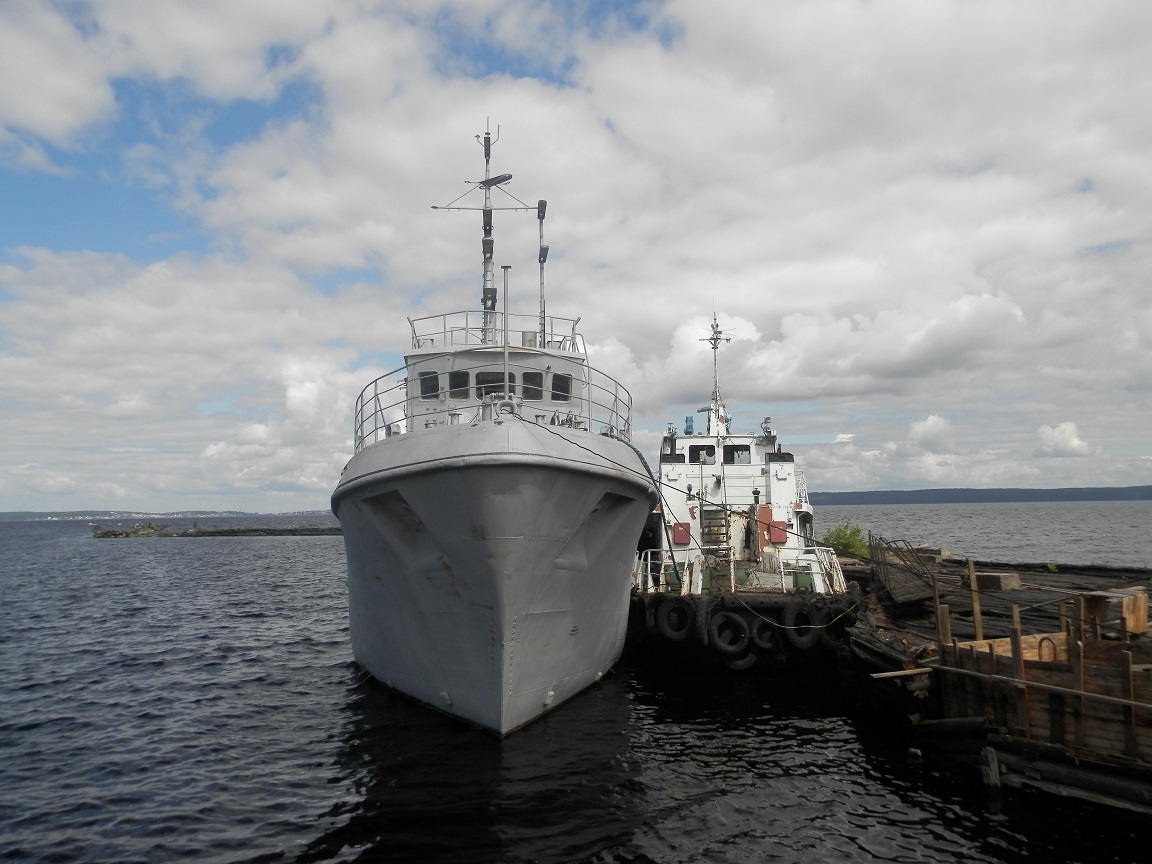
[
  {"left": 907, "top": 415, "right": 953, "bottom": 452},
  {"left": 1, "top": 0, "right": 1151, "bottom": 510},
  {"left": 1035, "top": 422, "right": 1093, "bottom": 458}
]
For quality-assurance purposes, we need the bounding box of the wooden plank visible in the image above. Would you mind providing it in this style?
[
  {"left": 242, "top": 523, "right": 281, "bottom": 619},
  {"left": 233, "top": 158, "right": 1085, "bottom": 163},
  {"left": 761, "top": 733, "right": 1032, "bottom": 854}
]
[
  {"left": 975, "top": 571, "right": 1022, "bottom": 591},
  {"left": 989, "top": 642, "right": 1007, "bottom": 729},
  {"left": 956, "top": 631, "right": 1070, "bottom": 662},
  {"left": 869, "top": 667, "right": 933, "bottom": 679},
  {"left": 1082, "top": 639, "right": 1152, "bottom": 666},
  {"left": 1010, "top": 605, "right": 1029, "bottom": 737},
  {"left": 1050, "top": 695, "right": 1064, "bottom": 746},
  {"left": 1127, "top": 591, "right": 1149, "bottom": 635},
  {"left": 938, "top": 603, "right": 952, "bottom": 648},
  {"left": 1074, "top": 639, "right": 1085, "bottom": 746},
  {"left": 1123, "top": 651, "right": 1137, "bottom": 758},
  {"left": 968, "top": 558, "right": 984, "bottom": 642}
]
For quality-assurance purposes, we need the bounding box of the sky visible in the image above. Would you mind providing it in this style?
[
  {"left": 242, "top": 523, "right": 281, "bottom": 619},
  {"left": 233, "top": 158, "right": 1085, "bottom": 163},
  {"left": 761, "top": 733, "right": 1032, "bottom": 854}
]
[{"left": 2, "top": 0, "right": 1150, "bottom": 513}]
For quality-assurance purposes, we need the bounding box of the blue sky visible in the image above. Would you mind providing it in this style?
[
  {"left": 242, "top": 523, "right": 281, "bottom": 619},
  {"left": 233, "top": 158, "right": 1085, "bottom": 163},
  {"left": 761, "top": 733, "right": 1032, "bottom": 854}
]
[{"left": 2, "top": 0, "right": 1151, "bottom": 512}]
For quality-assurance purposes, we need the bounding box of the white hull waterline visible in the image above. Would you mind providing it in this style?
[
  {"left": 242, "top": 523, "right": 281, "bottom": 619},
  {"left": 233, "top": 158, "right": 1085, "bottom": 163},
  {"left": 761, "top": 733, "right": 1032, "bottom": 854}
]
[{"left": 332, "top": 128, "right": 657, "bottom": 735}]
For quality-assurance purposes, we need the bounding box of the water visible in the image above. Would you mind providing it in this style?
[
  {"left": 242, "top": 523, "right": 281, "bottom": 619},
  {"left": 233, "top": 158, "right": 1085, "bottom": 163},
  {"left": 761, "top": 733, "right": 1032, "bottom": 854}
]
[
  {"left": 820, "top": 501, "right": 1152, "bottom": 569},
  {"left": 2, "top": 510, "right": 1149, "bottom": 863}
]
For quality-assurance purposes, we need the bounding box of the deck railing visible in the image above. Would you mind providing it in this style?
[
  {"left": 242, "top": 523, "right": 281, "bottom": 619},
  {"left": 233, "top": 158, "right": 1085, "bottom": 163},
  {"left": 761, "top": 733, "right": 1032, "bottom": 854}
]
[
  {"left": 633, "top": 544, "right": 847, "bottom": 595},
  {"left": 408, "top": 310, "right": 585, "bottom": 353},
  {"left": 796, "top": 469, "right": 810, "bottom": 508},
  {"left": 352, "top": 352, "right": 635, "bottom": 452}
]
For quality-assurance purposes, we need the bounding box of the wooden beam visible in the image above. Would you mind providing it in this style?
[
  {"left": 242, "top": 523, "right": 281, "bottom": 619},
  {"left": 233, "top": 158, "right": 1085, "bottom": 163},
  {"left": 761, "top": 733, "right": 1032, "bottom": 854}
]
[{"left": 968, "top": 558, "right": 984, "bottom": 642}]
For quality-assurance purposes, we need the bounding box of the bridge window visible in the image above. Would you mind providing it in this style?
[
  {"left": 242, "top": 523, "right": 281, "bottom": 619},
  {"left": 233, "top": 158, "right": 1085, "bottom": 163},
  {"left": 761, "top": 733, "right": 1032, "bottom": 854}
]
[
  {"left": 476, "top": 371, "right": 515, "bottom": 398},
  {"left": 418, "top": 371, "right": 440, "bottom": 400},
  {"left": 522, "top": 371, "right": 544, "bottom": 401},
  {"left": 551, "top": 373, "right": 571, "bottom": 402},
  {"left": 689, "top": 445, "right": 715, "bottom": 464},
  {"left": 723, "top": 445, "right": 751, "bottom": 464},
  {"left": 448, "top": 370, "right": 469, "bottom": 400}
]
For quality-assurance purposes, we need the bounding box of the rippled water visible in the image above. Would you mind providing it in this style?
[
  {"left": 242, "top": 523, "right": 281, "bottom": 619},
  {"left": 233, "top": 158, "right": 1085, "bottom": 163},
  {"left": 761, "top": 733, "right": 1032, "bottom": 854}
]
[
  {"left": 2, "top": 514, "right": 1149, "bottom": 863},
  {"left": 820, "top": 500, "right": 1152, "bottom": 568}
]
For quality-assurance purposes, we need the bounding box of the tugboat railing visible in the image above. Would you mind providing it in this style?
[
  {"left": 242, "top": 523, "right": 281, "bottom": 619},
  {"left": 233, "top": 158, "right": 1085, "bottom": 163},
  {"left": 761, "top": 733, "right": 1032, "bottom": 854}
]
[
  {"left": 795, "top": 469, "right": 810, "bottom": 508},
  {"left": 634, "top": 544, "right": 847, "bottom": 595}
]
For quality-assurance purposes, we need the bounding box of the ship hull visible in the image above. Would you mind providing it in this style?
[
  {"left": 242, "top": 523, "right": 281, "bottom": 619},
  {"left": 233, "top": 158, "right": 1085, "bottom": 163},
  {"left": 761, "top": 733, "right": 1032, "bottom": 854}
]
[{"left": 331, "top": 418, "right": 656, "bottom": 735}]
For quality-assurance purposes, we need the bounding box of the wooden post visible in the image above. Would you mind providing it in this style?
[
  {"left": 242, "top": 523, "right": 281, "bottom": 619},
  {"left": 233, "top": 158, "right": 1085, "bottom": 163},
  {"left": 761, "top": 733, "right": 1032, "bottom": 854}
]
[
  {"left": 938, "top": 603, "right": 952, "bottom": 648},
  {"left": 931, "top": 566, "right": 942, "bottom": 639},
  {"left": 968, "top": 643, "right": 983, "bottom": 719},
  {"left": 1122, "top": 650, "right": 1137, "bottom": 758},
  {"left": 980, "top": 746, "right": 1001, "bottom": 788},
  {"left": 1009, "top": 604, "right": 1029, "bottom": 737},
  {"left": 1073, "top": 639, "right": 1085, "bottom": 747},
  {"left": 989, "top": 642, "right": 1005, "bottom": 729},
  {"left": 968, "top": 558, "right": 984, "bottom": 642}
]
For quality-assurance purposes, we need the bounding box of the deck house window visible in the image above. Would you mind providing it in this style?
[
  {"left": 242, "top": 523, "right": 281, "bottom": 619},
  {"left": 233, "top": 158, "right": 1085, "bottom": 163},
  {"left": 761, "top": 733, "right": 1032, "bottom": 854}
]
[
  {"left": 550, "top": 373, "right": 572, "bottom": 402},
  {"left": 522, "top": 371, "right": 544, "bottom": 401},
  {"left": 723, "top": 445, "right": 751, "bottom": 464},
  {"left": 418, "top": 371, "right": 440, "bottom": 400},
  {"left": 689, "top": 445, "right": 715, "bottom": 464},
  {"left": 476, "top": 371, "right": 515, "bottom": 398},
  {"left": 448, "top": 370, "right": 470, "bottom": 400}
]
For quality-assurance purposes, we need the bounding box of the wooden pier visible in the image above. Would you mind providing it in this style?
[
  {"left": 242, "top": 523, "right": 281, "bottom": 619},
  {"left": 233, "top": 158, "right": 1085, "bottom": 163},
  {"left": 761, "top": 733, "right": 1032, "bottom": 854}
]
[{"left": 845, "top": 536, "right": 1152, "bottom": 814}]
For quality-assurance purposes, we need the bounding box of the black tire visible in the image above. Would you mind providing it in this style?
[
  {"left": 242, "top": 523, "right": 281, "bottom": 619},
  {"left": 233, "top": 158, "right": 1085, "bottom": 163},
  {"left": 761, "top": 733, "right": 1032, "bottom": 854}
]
[
  {"left": 643, "top": 597, "right": 660, "bottom": 636},
  {"left": 750, "top": 616, "right": 776, "bottom": 651},
  {"left": 816, "top": 600, "right": 844, "bottom": 650},
  {"left": 784, "top": 599, "right": 825, "bottom": 651},
  {"left": 709, "top": 611, "right": 751, "bottom": 655},
  {"left": 656, "top": 598, "right": 693, "bottom": 642},
  {"left": 724, "top": 648, "right": 760, "bottom": 670}
]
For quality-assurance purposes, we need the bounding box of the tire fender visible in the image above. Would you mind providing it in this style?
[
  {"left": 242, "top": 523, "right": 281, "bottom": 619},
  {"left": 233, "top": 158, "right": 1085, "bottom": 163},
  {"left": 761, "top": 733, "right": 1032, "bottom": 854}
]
[
  {"left": 656, "top": 598, "right": 693, "bottom": 642},
  {"left": 750, "top": 616, "right": 776, "bottom": 651},
  {"left": 709, "top": 611, "right": 751, "bottom": 655},
  {"left": 784, "top": 599, "right": 825, "bottom": 651}
]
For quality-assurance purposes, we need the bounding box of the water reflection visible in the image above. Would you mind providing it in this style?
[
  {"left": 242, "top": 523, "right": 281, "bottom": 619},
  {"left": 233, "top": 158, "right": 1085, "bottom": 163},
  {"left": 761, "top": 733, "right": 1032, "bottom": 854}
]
[{"left": 300, "top": 667, "right": 638, "bottom": 864}]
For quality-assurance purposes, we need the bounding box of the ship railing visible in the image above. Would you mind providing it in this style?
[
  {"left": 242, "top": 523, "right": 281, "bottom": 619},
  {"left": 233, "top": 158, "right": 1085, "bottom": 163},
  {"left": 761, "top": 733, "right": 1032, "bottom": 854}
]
[
  {"left": 353, "top": 353, "right": 634, "bottom": 452},
  {"left": 634, "top": 548, "right": 682, "bottom": 594},
  {"left": 784, "top": 545, "right": 848, "bottom": 594},
  {"left": 795, "top": 470, "right": 810, "bottom": 507},
  {"left": 632, "top": 544, "right": 847, "bottom": 595},
  {"left": 408, "top": 310, "right": 585, "bottom": 353}
]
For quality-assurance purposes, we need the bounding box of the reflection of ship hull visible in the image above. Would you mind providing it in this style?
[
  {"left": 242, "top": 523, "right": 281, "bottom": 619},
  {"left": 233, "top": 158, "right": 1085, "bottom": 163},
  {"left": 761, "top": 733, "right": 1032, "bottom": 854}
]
[{"left": 332, "top": 417, "right": 656, "bottom": 736}]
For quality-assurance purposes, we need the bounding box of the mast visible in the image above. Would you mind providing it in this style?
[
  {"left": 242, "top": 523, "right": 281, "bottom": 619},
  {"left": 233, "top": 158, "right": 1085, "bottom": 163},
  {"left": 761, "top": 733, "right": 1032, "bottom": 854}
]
[
  {"left": 538, "top": 199, "right": 548, "bottom": 345},
  {"left": 431, "top": 122, "right": 539, "bottom": 347},
  {"left": 698, "top": 315, "right": 731, "bottom": 435},
  {"left": 477, "top": 125, "right": 505, "bottom": 343}
]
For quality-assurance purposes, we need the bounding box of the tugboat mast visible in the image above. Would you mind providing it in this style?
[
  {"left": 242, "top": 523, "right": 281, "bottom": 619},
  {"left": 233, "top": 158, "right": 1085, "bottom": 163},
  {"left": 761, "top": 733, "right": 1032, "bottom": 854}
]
[{"left": 699, "top": 315, "right": 731, "bottom": 435}]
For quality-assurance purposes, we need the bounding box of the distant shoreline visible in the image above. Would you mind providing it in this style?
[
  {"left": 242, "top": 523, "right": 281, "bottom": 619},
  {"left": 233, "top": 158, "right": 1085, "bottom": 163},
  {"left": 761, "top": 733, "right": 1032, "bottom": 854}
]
[
  {"left": 810, "top": 485, "right": 1152, "bottom": 505},
  {"left": 0, "top": 510, "right": 333, "bottom": 523},
  {"left": 4, "top": 488, "right": 1152, "bottom": 519}
]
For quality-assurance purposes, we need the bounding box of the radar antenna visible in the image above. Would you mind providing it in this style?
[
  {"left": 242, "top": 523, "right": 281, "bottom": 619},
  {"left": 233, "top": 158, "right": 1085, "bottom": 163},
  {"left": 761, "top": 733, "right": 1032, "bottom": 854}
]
[
  {"left": 701, "top": 314, "right": 732, "bottom": 406},
  {"left": 431, "top": 119, "right": 539, "bottom": 345}
]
